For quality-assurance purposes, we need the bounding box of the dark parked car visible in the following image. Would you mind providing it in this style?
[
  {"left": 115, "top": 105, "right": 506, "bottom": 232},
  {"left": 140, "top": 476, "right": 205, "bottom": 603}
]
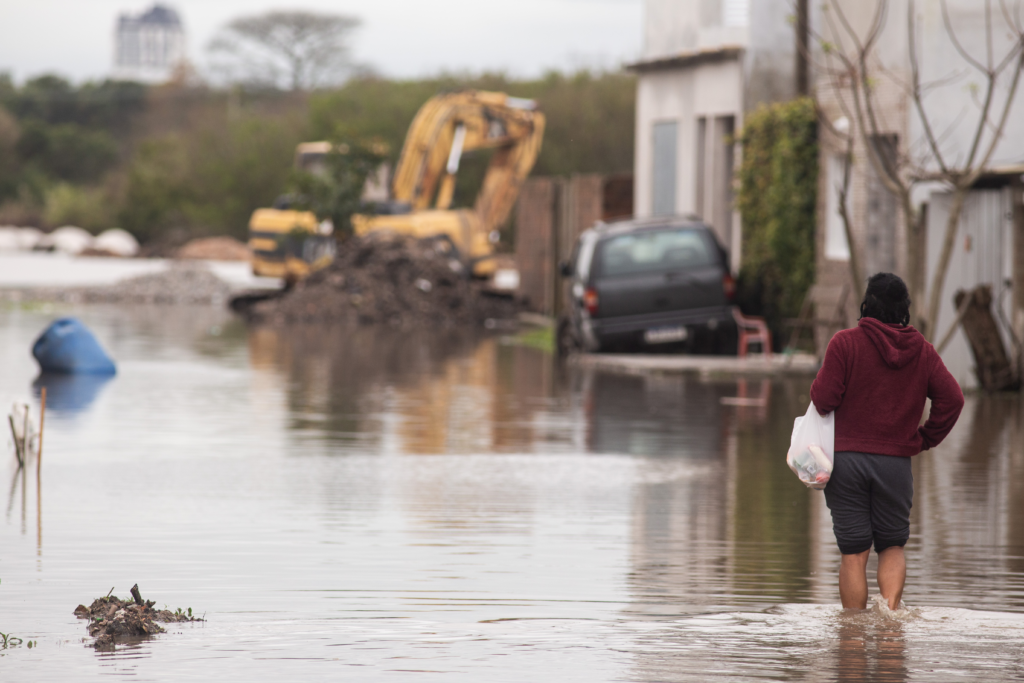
[{"left": 557, "top": 216, "right": 738, "bottom": 354}]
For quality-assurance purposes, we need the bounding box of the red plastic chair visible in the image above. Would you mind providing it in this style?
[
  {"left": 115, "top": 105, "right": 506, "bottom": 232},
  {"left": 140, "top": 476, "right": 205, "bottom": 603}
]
[{"left": 732, "top": 307, "right": 772, "bottom": 357}]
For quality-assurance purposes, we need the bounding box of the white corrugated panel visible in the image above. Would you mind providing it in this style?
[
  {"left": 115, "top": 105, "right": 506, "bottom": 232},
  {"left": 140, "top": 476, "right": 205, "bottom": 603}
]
[
  {"left": 926, "top": 189, "right": 1014, "bottom": 390},
  {"left": 723, "top": 0, "right": 749, "bottom": 27}
]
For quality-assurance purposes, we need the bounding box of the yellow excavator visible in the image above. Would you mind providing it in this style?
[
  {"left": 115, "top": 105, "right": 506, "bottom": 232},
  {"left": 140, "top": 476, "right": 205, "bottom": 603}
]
[{"left": 247, "top": 90, "right": 545, "bottom": 282}]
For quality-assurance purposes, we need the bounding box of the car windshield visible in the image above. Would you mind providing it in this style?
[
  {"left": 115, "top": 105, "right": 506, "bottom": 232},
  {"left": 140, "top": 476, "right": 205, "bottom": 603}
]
[{"left": 595, "top": 228, "right": 715, "bottom": 277}]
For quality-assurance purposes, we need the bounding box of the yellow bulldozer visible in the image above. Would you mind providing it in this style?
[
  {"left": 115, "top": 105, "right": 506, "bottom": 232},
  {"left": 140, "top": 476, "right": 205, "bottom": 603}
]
[{"left": 247, "top": 90, "right": 545, "bottom": 283}]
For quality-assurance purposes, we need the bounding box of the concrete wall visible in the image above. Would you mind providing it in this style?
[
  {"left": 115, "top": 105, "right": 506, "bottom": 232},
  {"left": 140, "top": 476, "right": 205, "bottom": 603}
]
[
  {"left": 745, "top": 0, "right": 801, "bottom": 106},
  {"left": 908, "top": 0, "right": 1024, "bottom": 173}
]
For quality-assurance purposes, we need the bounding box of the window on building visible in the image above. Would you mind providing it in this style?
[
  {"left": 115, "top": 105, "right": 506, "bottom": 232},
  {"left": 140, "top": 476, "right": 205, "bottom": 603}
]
[
  {"left": 652, "top": 121, "right": 678, "bottom": 216},
  {"left": 695, "top": 117, "right": 707, "bottom": 219},
  {"left": 723, "top": 0, "right": 749, "bottom": 27},
  {"left": 825, "top": 154, "right": 851, "bottom": 260}
]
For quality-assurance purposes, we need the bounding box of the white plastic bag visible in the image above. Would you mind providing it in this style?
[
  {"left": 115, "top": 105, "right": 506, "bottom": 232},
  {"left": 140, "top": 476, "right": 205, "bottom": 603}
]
[{"left": 787, "top": 401, "right": 835, "bottom": 490}]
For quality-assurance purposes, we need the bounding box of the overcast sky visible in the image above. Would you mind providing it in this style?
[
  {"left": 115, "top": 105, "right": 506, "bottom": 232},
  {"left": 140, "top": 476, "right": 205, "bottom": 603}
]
[{"left": 0, "top": 0, "right": 643, "bottom": 84}]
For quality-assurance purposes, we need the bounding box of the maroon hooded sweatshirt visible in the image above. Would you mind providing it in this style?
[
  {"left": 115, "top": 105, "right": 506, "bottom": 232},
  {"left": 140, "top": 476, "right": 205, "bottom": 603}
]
[{"left": 810, "top": 317, "right": 964, "bottom": 456}]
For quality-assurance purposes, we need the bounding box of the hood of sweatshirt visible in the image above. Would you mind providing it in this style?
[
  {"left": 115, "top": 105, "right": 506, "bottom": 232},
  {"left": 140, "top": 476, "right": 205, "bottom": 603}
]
[{"left": 858, "top": 317, "right": 925, "bottom": 369}]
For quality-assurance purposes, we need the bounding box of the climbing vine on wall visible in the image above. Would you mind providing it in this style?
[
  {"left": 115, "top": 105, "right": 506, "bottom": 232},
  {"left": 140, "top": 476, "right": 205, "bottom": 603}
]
[{"left": 735, "top": 97, "right": 818, "bottom": 341}]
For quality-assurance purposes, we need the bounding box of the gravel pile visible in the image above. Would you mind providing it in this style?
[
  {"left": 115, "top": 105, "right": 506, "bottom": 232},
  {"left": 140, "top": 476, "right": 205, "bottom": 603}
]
[
  {"left": 83, "top": 263, "right": 234, "bottom": 304},
  {"left": 0, "top": 263, "right": 234, "bottom": 305},
  {"left": 245, "top": 233, "right": 520, "bottom": 328}
]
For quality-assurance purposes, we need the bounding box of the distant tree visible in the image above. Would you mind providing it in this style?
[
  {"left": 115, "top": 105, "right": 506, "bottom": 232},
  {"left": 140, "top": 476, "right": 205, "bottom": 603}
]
[
  {"left": 15, "top": 121, "right": 119, "bottom": 184},
  {"left": 208, "top": 10, "right": 361, "bottom": 91},
  {"left": 286, "top": 141, "right": 386, "bottom": 237}
]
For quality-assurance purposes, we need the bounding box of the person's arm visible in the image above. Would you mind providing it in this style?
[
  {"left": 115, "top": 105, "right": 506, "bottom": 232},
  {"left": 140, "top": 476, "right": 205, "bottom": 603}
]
[
  {"left": 809, "top": 333, "right": 848, "bottom": 415},
  {"left": 918, "top": 352, "right": 965, "bottom": 450}
]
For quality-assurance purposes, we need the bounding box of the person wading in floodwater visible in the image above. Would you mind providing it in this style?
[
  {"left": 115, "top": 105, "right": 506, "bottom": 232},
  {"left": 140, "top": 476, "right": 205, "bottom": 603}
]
[{"left": 810, "top": 273, "right": 964, "bottom": 610}]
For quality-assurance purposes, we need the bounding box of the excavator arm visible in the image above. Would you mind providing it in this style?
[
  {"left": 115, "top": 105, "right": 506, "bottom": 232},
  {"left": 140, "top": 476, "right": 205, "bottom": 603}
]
[{"left": 389, "top": 90, "right": 545, "bottom": 236}]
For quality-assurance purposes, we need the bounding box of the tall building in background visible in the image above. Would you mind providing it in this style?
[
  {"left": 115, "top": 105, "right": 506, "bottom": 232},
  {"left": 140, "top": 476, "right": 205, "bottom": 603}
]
[{"left": 113, "top": 4, "right": 186, "bottom": 83}]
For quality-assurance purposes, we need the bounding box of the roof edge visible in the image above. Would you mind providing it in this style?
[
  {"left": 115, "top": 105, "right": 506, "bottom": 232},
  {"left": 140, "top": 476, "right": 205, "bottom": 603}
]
[{"left": 626, "top": 46, "right": 744, "bottom": 74}]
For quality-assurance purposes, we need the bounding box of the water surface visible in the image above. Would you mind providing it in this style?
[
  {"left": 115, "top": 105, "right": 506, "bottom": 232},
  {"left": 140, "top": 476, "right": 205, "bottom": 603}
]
[{"left": 1, "top": 303, "right": 1023, "bottom": 681}]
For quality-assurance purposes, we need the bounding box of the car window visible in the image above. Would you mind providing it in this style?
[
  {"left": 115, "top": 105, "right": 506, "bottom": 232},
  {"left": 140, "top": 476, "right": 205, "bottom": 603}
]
[
  {"left": 594, "top": 228, "right": 715, "bottom": 277},
  {"left": 575, "top": 230, "right": 599, "bottom": 280}
]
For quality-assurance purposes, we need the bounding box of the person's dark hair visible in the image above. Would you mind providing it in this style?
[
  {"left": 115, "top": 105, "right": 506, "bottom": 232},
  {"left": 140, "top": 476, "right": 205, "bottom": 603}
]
[{"left": 859, "top": 272, "right": 911, "bottom": 326}]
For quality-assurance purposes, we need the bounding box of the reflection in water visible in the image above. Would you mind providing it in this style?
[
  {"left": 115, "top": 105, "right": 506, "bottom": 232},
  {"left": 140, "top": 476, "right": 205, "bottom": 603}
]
[
  {"left": 247, "top": 323, "right": 558, "bottom": 454},
  {"left": 33, "top": 372, "right": 113, "bottom": 413},
  {"left": 834, "top": 615, "right": 907, "bottom": 683}
]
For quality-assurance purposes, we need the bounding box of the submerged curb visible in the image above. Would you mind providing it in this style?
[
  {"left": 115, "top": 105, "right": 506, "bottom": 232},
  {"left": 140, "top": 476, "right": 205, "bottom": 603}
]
[{"left": 573, "top": 352, "right": 820, "bottom": 378}]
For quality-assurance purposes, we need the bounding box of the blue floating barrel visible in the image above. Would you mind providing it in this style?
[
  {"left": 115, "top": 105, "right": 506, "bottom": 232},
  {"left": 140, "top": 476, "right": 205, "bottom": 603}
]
[{"left": 32, "top": 318, "right": 117, "bottom": 375}]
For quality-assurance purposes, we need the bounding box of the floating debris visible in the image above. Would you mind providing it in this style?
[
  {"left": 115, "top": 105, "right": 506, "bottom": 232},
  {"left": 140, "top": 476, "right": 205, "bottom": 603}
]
[{"left": 75, "top": 584, "right": 202, "bottom": 650}]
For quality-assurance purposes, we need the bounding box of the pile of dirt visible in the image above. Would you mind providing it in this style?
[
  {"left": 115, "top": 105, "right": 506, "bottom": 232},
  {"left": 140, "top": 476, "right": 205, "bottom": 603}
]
[
  {"left": 245, "top": 233, "right": 520, "bottom": 328},
  {"left": 75, "top": 585, "right": 202, "bottom": 650},
  {"left": 176, "top": 236, "right": 251, "bottom": 261}
]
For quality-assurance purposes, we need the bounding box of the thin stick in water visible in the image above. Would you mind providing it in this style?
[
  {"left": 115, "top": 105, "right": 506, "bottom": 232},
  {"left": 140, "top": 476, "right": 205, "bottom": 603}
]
[
  {"left": 37, "top": 387, "right": 46, "bottom": 473},
  {"left": 8, "top": 415, "right": 23, "bottom": 468}
]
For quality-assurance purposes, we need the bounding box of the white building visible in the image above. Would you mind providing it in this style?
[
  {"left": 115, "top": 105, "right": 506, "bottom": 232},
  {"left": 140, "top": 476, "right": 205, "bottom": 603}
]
[
  {"left": 113, "top": 4, "right": 186, "bottom": 83},
  {"left": 814, "top": 0, "right": 1024, "bottom": 389},
  {"left": 629, "top": 0, "right": 806, "bottom": 273}
]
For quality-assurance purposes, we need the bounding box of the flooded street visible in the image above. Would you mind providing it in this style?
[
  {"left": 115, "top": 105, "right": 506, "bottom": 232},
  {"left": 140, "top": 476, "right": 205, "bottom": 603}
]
[{"left": 2, "top": 304, "right": 1024, "bottom": 681}]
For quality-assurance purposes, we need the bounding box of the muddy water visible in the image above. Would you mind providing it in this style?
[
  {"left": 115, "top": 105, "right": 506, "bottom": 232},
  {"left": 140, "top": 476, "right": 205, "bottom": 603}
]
[{"left": 1, "top": 304, "right": 1023, "bottom": 681}]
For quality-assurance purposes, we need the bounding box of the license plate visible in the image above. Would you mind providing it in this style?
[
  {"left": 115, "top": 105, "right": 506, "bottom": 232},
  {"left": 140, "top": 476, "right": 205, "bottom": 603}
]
[{"left": 644, "top": 326, "right": 688, "bottom": 344}]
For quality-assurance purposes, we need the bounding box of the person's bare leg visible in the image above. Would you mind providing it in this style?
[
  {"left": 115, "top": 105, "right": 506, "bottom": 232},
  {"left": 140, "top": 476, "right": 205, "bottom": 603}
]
[
  {"left": 839, "top": 550, "right": 870, "bottom": 609},
  {"left": 877, "top": 546, "right": 906, "bottom": 610}
]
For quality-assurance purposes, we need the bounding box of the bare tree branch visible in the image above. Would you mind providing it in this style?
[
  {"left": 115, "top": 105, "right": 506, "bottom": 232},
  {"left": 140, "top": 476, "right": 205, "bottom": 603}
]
[
  {"left": 208, "top": 10, "right": 361, "bottom": 91},
  {"left": 941, "top": 0, "right": 990, "bottom": 73},
  {"left": 967, "top": 44, "right": 1024, "bottom": 183},
  {"left": 909, "top": 0, "right": 952, "bottom": 175}
]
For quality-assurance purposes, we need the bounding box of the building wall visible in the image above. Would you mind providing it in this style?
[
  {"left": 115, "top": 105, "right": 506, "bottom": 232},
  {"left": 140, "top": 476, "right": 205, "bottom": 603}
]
[
  {"left": 744, "top": 0, "right": 801, "bottom": 107},
  {"left": 908, "top": 0, "right": 1024, "bottom": 173}
]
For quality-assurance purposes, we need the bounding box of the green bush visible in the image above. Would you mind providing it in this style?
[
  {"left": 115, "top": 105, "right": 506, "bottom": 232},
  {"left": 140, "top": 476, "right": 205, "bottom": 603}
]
[
  {"left": 43, "top": 183, "right": 114, "bottom": 231},
  {"left": 286, "top": 141, "right": 386, "bottom": 237},
  {"left": 119, "top": 114, "right": 304, "bottom": 241},
  {"left": 735, "top": 98, "right": 818, "bottom": 341},
  {"left": 15, "top": 121, "right": 119, "bottom": 183}
]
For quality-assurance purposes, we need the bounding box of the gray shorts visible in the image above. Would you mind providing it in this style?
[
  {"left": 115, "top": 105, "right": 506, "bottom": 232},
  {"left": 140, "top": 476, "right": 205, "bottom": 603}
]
[{"left": 823, "top": 451, "right": 913, "bottom": 555}]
